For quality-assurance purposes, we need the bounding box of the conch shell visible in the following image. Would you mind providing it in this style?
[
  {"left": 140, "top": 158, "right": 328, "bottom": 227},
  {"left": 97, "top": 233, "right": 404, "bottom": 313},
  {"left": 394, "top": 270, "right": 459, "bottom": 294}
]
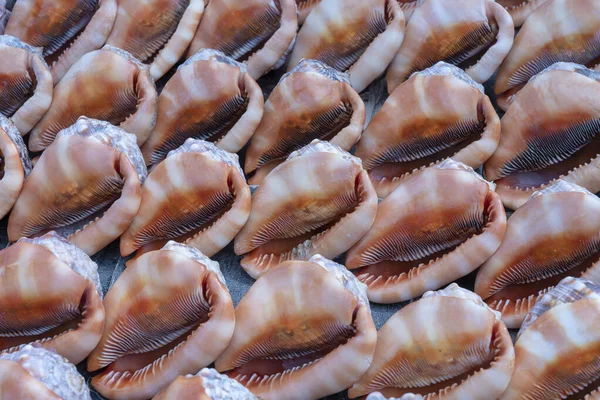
[
  {"left": 0, "top": 35, "right": 52, "bottom": 134},
  {"left": 121, "top": 139, "right": 251, "bottom": 258},
  {"left": 29, "top": 45, "right": 158, "bottom": 151},
  {"left": 235, "top": 140, "right": 378, "bottom": 279},
  {"left": 215, "top": 255, "right": 377, "bottom": 400},
  {"left": 288, "top": 0, "right": 405, "bottom": 92},
  {"left": 5, "top": 0, "right": 117, "bottom": 83},
  {"left": 88, "top": 242, "right": 235, "bottom": 400},
  {"left": 348, "top": 284, "right": 515, "bottom": 399},
  {"left": 0, "top": 115, "right": 31, "bottom": 219},
  {"left": 356, "top": 62, "right": 501, "bottom": 198},
  {"left": 367, "top": 394, "right": 424, "bottom": 400},
  {"left": 153, "top": 368, "right": 258, "bottom": 400},
  {"left": 500, "top": 279, "right": 600, "bottom": 399},
  {"left": 245, "top": 59, "right": 365, "bottom": 184},
  {"left": 8, "top": 117, "right": 147, "bottom": 256},
  {"left": 494, "top": 0, "right": 600, "bottom": 110},
  {"left": 386, "top": 0, "right": 514, "bottom": 93},
  {"left": 496, "top": 0, "right": 549, "bottom": 27},
  {"left": 141, "top": 49, "right": 263, "bottom": 165},
  {"left": 0, "top": 232, "right": 104, "bottom": 365},
  {"left": 0, "top": 344, "right": 91, "bottom": 399},
  {"left": 475, "top": 180, "right": 600, "bottom": 329},
  {"left": 187, "top": 0, "right": 298, "bottom": 79},
  {"left": 485, "top": 62, "right": 600, "bottom": 210},
  {"left": 346, "top": 160, "right": 507, "bottom": 303},
  {"left": 105, "top": 0, "right": 205, "bottom": 80}
]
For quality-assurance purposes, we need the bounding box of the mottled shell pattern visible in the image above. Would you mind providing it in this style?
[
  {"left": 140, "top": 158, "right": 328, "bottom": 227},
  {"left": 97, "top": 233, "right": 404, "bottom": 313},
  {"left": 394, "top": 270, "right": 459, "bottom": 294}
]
[
  {"left": 215, "top": 255, "right": 377, "bottom": 400},
  {"left": 5, "top": 0, "right": 117, "bottom": 83},
  {"left": 0, "top": 232, "right": 104, "bottom": 365},
  {"left": 349, "top": 284, "right": 515, "bottom": 399},
  {"left": 8, "top": 117, "right": 147, "bottom": 255},
  {"left": 188, "top": 0, "right": 298, "bottom": 79},
  {"left": 496, "top": 0, "right": 549, "bottom": 27},
  {"left": 141, "top": 49, "right": 264, "bottom": 165},
  {"left": 500, "top": 278, "right": 600, "bottom": 399},
  {"left": 386, "top": 0, "right": 514, "bottom": 93},
  {"left": 0, "top": 344, "right": 91, "bottom": 400},
  {"left": 29, "top": 45, "right": 158, "bottom": 151},
  {"left": 153, "top": 368, "right": 258, "bottom": 400},
  {"left": 485, "top": 62, "right": 600, "bottom": 210},
  {"left": 475, "top": 180, "right": 600, "bottom": 328},
  {"left": 0, "top": 35, "right": 52, "bottom": 134},
  {"left": 494, "top": 0, "right": 600, "bottom": 110},
  {"left": 235, "top": 140, "right": 378, "bottom": 279},
  {"left": 346, "top": 160, "right": 507, "bottom": 303},
  {"left": 105, "top": 0, "right": 205, "bottom": 80},
  {"left": 121, "top": 139, "right": 251, "bottom": 258},
  {"left": 0, "top": 115, "right": 31, "bottom": 220},
  {"left": 245, "top": 59, "right": 365, "bottom": 184},
  {"left": 289, "top": 0, "right": 405, "bottom": 93},
  {"left": 88, "top": 242, "right": 234, "bottom": 400},
  {"left": 356, "top": 62, "right": 501, "bottom": 198}
]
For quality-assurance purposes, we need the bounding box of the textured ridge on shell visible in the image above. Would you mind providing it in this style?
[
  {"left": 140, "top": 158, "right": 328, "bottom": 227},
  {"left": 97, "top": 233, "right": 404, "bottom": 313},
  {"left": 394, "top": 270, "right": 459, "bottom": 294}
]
[
  {"left": 0, "top": 34, "right": 45, "bottom": 59},
  {"left": 309, "top": 254, "right": 370, "bottom": 308},
  {"left": 528, "top": 179, "right": 595, "bottom": 201},
  {"left": 162, "top": 241, "right": 227, "bottom": 285},
  {"left": 423, "top": 283, "right": 502, "bottom": 320},
  {"left": 197, "top": 368, "right": 258, "bottom": 399},
  {"left": 183, "top": 48, "right": 248, "bottom": 72},
  {"left": 279, "top": 58, "right": 351, "bottom": 85},
  {"left": 286, "top": 139, "right": 362, "bottom": 167},
  {"left": 0, "top": 345, "right": 91, "bottom": 400},
  {"left": 367, "top": 393, "right": 424, "bottom": 400},
  {"left": 528, "top": 62, "right": 600, "bottom": 84},
  {"left": 101, "top": 45, "right": 148, "bottom": 71},
  {"left": 0, "top": 115, "right": 31, "bottom": 177},
  {"left": 413, "top": 61, "right": 485, "bottom": 93},
  {"left": 434, "top": 159, "right": 496, "bottom": 190}
]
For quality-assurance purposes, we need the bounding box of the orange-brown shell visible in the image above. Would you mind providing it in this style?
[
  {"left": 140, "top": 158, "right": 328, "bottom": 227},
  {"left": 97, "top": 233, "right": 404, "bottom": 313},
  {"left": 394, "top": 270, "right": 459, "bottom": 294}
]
[
  {"left": 28, "top": 46, "right": 157, "bottom": 151},
  {"left": 89, "top": 242, "right": 235, "bottom": 400},
  {"left": 496, "top": 0, "right": 549, "bottom": 27},
  {"left": 356, "top": 62, "right": 500, "bottom": 198},
  {"left": 0, "top": 115, "right": 31, "bottom": 220},
  {"left": 346, "top": 160, "right": 506, "bottom": 303}
]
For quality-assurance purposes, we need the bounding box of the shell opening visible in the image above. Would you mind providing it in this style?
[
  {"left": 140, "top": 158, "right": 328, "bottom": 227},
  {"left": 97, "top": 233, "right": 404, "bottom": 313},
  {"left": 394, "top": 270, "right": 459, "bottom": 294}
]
[{"left": 0, "top": 50, "right": 36, "bottom": 117}]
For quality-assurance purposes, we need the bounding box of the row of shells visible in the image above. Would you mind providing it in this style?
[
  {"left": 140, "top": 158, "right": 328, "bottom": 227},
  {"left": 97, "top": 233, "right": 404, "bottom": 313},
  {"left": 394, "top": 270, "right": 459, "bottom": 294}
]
[{"left": 0, "top": 0, "right": 598, "bottom": 398}]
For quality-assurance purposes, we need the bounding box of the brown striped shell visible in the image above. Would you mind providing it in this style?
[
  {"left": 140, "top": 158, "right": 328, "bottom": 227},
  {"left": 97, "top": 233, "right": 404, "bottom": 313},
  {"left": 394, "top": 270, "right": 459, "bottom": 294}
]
[
  {"left": 0, "top": 233, "right": 104, "bottom": 365},
  {"left": 234, "top": 140, "right": 378, "bottom": 279},
  {"left": 346, "top": 160, "right": 507, "bottom": 303},
  {"left": 356, "top": 62, "right": 500, "bottom": 198},
  {"left": 496, "top": 0, "right": 549, "bottom": 27},
  {"left": 0, "top": 115, "right": 31, "bottom": 219},
  {"left": 485, "top": 63, "right": 600, "bottom": 210},
  {"left": 28, "top": 46, "right": 158, "bottom": 151},
  {"left": 245, "top": 59, "right": 365, "bottom": 184},
  {"left": 214, "top": 255, "right": 377, "bottom": 400},
  {"left": 348, "top": 284, "right": 515, "bottom": 400},
  {"left": 386, "top": 0, "right": 514, "bottom": 93},
  {"left": 141, "top": 49, "right": 264, "bottom": 164},
  {"left": 475, "top": 181, "right": 600, "bottom": 329},
  {"left": 105, "top": 0, "right": 205, "bottom": 80},
  {"left": 288, "top": 0, "right": 405, "bottom": 92},
  {"left": 8, "top": 117, "right": 146, "bottom": 255},
  {"left": 187, "top": 0, "right": 298, "bottom": 79},
  {"left": 121, "top": 139, "right": 251, "bottom": 258},
  {"left": 494, "top": 0, "right": 600, "bottom": 110},
  {"left": 88, "top": 242, "right": 235, "bottom": 400}
]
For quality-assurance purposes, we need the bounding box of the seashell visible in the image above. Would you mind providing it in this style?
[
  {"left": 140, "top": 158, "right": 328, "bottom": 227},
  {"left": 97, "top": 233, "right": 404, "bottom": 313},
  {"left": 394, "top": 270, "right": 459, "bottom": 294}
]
[
  {"left": 187, "top": 0, "right": 298, "bottom": 79},
  {"left": 5, "top": 0, "right": 117, "bottom": 83},
  {"left": 296, "top": 0, "right": 320, "bottom": 23},
  {"left": 0, "top": 344, "right": 91, "bottom": 399},
  {"left": 234, "top": 140, "right": 378, "bottom": 279},
  {"left": 105, "top": 0, "right": 205, "bottom": 80},
  {"left": 499, "top": 289, "right": 600, "bottom": 399},
  {"left": 0, "top": 115, "right": 31, "bottom": 219},
  {"left": 494, "top": 0, "right": 600, "bottom": 110},
  {"left": 0, "top": 35, "right": 52, "bottom": 134},
  {"left": 214, "top": 255, "right": 377, "bottom": 400},
  {"left": 8, "top": 117, "right": 146, "bottom": 256},
  {"left": 88, "top": 242, "right": 235, "bottom": 400},
  {"left": 396, "top": 0, "right": 425, "bottom": 19},
  {"left": 245, "top": 59, "right": 365, "bottom": 184},
  {"left": 288, "top": 0, "right": 405, "bottom": 93},
  {"left": 496, "top": 0, "right": 548, "bottom": 27},
  {"left": 0, "top": 232, "right": 104, "bottom": 364},
  {"left": 367, "top": 394, "right": 424, "bottom": 400},
  {"left": 356, "top": 62, "right": 501, "bottom": 198},
  {"left": 121, "top": 139, "right": 251, "bottom": 258},
  {"left": 0, "top": 2, "right": 9, "bottom": 33},
  {"left": 485, "top": 63, "right": 600, "bottom": 210},
  {"left": 141, "top": 49, "right": 263, "bottom": 164},
  {"left": 346, "top": 160, "right": 507, "bottom": 303},
  {"left": 386, "top": 0, "right": 514, "bottom": 93},
  {"left": 348, "top": 284, "right": 515, "bottom": 399},
  {"left": 475, "top": 180, "right": 600, "bottom": 329},
  {"left": 28, "top": 45, "right": 158, "bottom": 151},
  {"left": 153, "top": 368, "right": 258, "bottom": 400}
]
